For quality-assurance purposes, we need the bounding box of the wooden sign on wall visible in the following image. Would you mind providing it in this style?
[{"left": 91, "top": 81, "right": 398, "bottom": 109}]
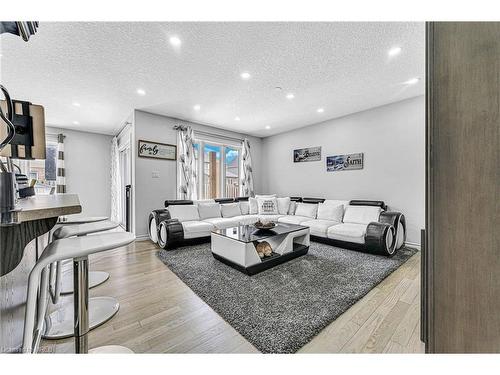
[{"left": 138, "top": 140, "right": 176, "bottom": 160}]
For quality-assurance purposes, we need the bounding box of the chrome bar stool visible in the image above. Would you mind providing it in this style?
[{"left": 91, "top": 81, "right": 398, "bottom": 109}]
[
  {"left": 42, "top": 221, "right": 122, "bottom": 340},
  {"left": 23, "top": 231, "right": 135, "bottom": 353},
  {"left": 49, "top": 216, "right": 109, "bottom": 297}
]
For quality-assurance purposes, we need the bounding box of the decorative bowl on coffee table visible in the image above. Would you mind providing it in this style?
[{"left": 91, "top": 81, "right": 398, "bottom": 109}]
[{"left": 254, "top": 221, "right": 276, "bottom": 230}]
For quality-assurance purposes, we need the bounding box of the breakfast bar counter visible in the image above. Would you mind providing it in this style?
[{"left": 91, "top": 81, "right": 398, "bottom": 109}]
[{"left": 0, "top": 194, "right": 81, "bottom": 352}]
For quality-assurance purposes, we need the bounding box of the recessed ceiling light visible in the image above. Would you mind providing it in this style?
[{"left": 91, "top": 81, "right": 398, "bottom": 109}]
[
  {"left": 265, "top": 125, "right": 271, "bottom": 130},
  {"left": 286, "top": 93, "right": 295, "bottom": 100},
  {"left": 240, "top": 72, "right": 251, "bottom": 80},
  {"left": 73, "top": 121, "right": 79, "bottom": 125},
  {"left": 388, "top": 46, "right": 402, "bottom": 57},
  {"left": 193, "top": 104, "right": 201, "bottom": 111},
  {"left": 234, "top": 117, "right": 241, "bottom": 121},
  {"left": 136, "top": 88, "right": 146, "bottom": 96},
  {"left": 169, "top": 36, "right": 182, "bottom": 47},
  {"left": 72, "top": 102, "right": 81, "bottom": 107},
  {"left": 317, "top": 108, "right": 324, "bottom": 113},
  {"left": 404, "top": 77, "right": 420, "bottom": 85}
]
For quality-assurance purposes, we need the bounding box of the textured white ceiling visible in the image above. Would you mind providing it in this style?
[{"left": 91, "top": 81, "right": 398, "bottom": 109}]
[{"left": 0, "top": 22, "right": 425, "bottom": 136}]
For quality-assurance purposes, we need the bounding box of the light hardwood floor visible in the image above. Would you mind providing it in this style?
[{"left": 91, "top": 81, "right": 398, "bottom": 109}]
[{"left": 40, "top": 240, "right": 424, "bottom": 354}]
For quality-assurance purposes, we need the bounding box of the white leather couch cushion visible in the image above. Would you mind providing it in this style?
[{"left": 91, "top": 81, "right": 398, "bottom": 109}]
[
  {"left": 323, "top": 199, "right": 350, "bottom": 209},
  {"left": 294, "top": 203, "right": 318, "bottom": 219},
  {"left": 257, "top": 197, "right": 279, "bottom": 215},
  {"left": 168, "top": 205, "right": 200, "bottom": 222},
  {"left": 197, "top": 203, "right": 221, "bottom": 220},
  {"left": 257, "top": 214, "right": 283, "bottom": 222},
  {"left": 343, "top": 206, "right": 382, "bottom": 225},
  {"left": 277, "top": 197, "right": 291, "bottom": 215},
  {"left": 302, "top": 219, "right": 340, "bottom": 237},
  {"left": 192, "top": 199, "right": 216, "bottom": 206},
  {"left": 221, "top": 203, "right": 242, "bottom": 218},
  {"left": 234, "top": 214, "right": 259, "bottom": 225},
  {"left": 239, "top": 201, "right": 250, "bottom": 215},
  {"left": 248, "top": 197, "right": 258, "bottom": 214},
  {"left": 317, "top": 203, "right": 344, "bottom": 223},
  {"left": 181, "top": 221, "right": 214, "bottom": 239},
  {"left": 203, "top": 217, "right": 241, "bottom": 229},
  {"left": 278, "top": 215, "right": 312, "bottom": 225},
  {"left": 327, "top": 223, "right": 366, "bottom": 244}
]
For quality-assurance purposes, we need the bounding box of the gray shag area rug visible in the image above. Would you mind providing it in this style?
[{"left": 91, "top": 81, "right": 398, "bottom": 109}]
[{"left": 157, "top": 242, "right": 417, "bottom": 353}]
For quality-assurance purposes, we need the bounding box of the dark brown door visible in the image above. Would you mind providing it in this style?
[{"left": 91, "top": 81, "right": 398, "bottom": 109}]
[{"left": 426, "top": 22, "right": 500, "bottom": 353}]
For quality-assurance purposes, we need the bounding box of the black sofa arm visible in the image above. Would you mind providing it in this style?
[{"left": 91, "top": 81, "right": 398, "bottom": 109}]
[
  {"left": 365, "top": 222, "right": 396, "bottom": 256},
  {"left": 379, "top": 211, "right": 406, "bottom": 250},
  {"left": 148, "top": 209, "right": 170, "bottom": 243},
  {"left": 158, "top": 218, "right": 184, "bottom": 250}
]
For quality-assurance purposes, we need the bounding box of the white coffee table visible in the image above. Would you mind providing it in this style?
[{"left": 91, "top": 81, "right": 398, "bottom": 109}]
[{"left": 211, "top": 223, "right": 310, "bottom": 275}]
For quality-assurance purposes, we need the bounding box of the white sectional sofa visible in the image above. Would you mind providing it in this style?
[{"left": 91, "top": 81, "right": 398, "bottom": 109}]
[{"left": 148, "top": 196, "right": 406, "bottom": 256}]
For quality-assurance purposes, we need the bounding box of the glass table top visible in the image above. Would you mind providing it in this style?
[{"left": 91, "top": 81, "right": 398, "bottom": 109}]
[{"left": 212, "top": 223, "right": 308, "bottom": 243}]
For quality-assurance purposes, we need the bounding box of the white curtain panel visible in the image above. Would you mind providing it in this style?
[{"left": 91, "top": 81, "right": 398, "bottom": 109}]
[
  {"left": 110, "top": 136, "right": 122, "bottom": 223},
  {"left": 56, "top": 134, "right": 66, "bottom": 194},
  {"left": 176, "top": 125, "right": 198, "bottom": 200},
  {"left": 240, "top": 138, "right": 255, "bottom": 197}
]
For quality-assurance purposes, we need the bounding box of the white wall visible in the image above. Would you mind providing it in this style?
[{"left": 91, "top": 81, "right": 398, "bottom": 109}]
[
  {"left": 133, "top": 111, "right": 264, "bottom": 238},
  {"left": 261, "top": 96, "right": 425, "bottom": 245},
  {"left": 47, "top": 126, "right": 112, "bottom": 218}
]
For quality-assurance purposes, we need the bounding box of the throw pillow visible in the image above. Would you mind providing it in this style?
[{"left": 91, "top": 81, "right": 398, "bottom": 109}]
[
  {"left": 277, "top": 197, "right": 291, "bottom": 215},
  {"left": 288, "top": 201, "right": 297, "bottom": 215},
  {"left": 239, "top": 201, "right": 250, "bottom": 215},
  {"left": 317, "top": 203, "right": 344, "bottom": 223},
  {"left": 255, "top": 194, "right": 277, "bottom": 199},
  {"left": 197, "top": 203, "right": 221, "bottom": 220},
  {"left": 257, "top": 197, "right": 279, "bottom": 215},
  {"left": 294, "top": 203, "right": 318, "bottom": 219},
  {"left": 221, "top": 203, "right": 242, "bottom": 218},
  {"left": 249, "top": 197, "right": 259, "bottom": 214}
]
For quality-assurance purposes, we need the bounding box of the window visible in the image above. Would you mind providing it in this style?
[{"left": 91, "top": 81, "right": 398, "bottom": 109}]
[
  {"left": 18, "top": 136, "right": 58, "bottom": 195},
  {"left": 193, "top": 138, "right": 240, "bottom": 199}
]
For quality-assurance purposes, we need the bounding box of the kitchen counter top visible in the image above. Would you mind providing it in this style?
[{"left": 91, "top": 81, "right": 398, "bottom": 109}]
[
  {"left": 0, "top": 194, "right": 81, "bottom": 276},
  {"left": 10, "top": 194, "right": 82, "bottom": 224}
]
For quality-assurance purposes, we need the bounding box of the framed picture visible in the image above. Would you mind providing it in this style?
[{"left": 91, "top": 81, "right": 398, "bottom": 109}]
[
  {"left": 138, "top": 139, "right": 177, "bottom": 160},
  {"left": 293, "top": 146, "right": 321, "bottom": 162},
  {"left": 326, "top": 153, "right": 364, "bottom": 171}
]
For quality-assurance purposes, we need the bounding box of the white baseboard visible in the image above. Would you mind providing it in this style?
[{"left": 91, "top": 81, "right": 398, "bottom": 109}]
[
  {"left": 404, "top": 241, "right": 421, "bottom": 251},
  {"left": 135, "top": 234, "right": 150, "bottom": 241}
]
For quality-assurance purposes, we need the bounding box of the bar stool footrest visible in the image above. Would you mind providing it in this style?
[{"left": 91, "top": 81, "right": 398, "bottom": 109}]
[{"left": 43, "top": 296, "right": 119, "bottom": 340}]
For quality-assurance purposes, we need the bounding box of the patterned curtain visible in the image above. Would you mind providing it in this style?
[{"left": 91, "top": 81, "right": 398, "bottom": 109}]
[
  {"left": 240, "top": 138, "right": 254, "bottom": 197},
  {"left": 110, "top": 136, "right": 122, "bottom": 223},
  {"left": 56, "top": 133, "right": 66, "bottom": 193},
  {"left": 175, "top": 125, "right": 198, "bottom": 200}
]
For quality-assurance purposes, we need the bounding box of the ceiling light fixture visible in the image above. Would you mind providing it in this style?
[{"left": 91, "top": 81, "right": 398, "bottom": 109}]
[
  {"left": 240, "top": 72, "right": 251, "bottom": 80},
  {"left": 265, "top": 125, "right": 271, "bottom": 130},
  {"left": 169, "top": 36, "right": 182, "bottom": 47},
  {"left": 136, "top": 88, "right": 146, "bottom": 96},
  {"left": 286, "top": 93, "right": 295, "bottom": 100},
  {"left": 317, "top": 108, "right": 324, "bottom": 113},
  {"left": 234, "top": 117, "right": 241, "bottom": 121},
  {"left": 388, "top": 46, "right": 402, "bottom": 57},
  {"left": 193, "top": 104, "right": 201, "bottom": 111},
  {"left": 404, "top": 77, "right": 420, "bottom": 85},
  {"left": 73, "top": 121, "right": 79, "bottom": 125},
  {"left": 72, "top": 102, "right": 81, "bottom": 107}
]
